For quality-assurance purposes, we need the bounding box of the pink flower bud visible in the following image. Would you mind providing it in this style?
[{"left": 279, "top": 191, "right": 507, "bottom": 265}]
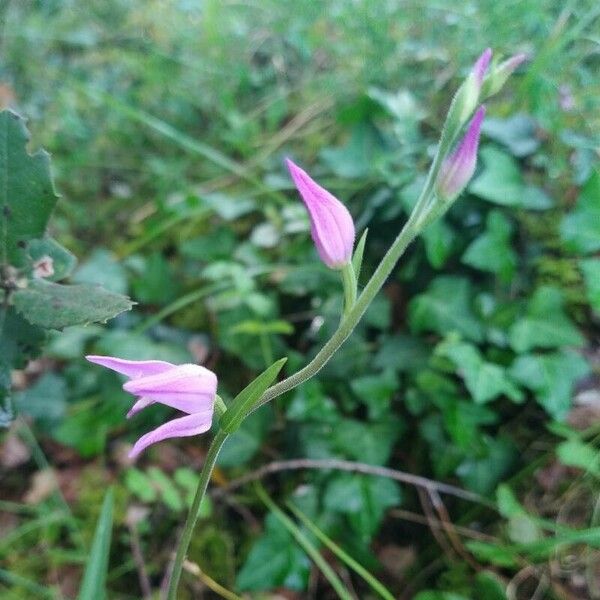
[
  {"left": 472, "top": 48, "right": 493, "bottom": 87},
  {"left": 86, "top": 355, "right": 217, "bottom": 459},
  {"left": 286, "top": 159, "right": 355, "bottom": 269},
  {"left": 436, "top": 106, "right": 486, "bottom": 202}
]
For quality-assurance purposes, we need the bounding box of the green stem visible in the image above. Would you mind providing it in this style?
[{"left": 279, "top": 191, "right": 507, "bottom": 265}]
[
  {"left": 340, "top": 262, "right": 357, "bottom": 316},
  {"left": 166, "top": 429, "right": 229, "bottom": 599},
  {"left": 252, "top": 198, "right": 427, "bottom": 413}
]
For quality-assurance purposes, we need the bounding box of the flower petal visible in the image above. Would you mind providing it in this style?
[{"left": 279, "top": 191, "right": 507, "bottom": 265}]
[
  {"left": 86, "top": 355, "right": 174, "bottom": 380},
  {"left": 128, "top": 409, "right": 214, "bottom": 459},
  {"left": 286, "top": 158, "right": 355, "bottom": 269},
  {"left": 123, "top": 364, "right": 217, "bottom": 398}
]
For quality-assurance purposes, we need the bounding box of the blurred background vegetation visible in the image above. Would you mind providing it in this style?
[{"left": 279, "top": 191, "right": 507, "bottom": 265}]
[{"left": 1, "top": 0, "right": 600, "bottom": 598}]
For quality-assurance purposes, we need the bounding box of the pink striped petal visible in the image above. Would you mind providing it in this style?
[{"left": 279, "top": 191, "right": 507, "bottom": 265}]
[
  {"left": 86, "top": 355, "right": 174, "bottom": 380},
  {"left": 128, "top": 410, "right": 214, "bottom": 459},
  {"left": 123, "top": 364, "right": 217, "bottom": 398}
]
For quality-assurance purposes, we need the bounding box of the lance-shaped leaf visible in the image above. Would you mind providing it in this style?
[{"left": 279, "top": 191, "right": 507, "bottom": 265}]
[
  {"left": 220, "top": 358, "right": 287, "bottom": 433},
  {"left": 13, "top": 280, "right": 134, "bottom": 329},
  {"left": 0, "top": 110, "right": 59, "bottom": 268}
]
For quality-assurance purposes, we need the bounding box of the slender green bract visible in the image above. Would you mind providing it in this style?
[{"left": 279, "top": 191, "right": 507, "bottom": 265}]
[{"left": 220, "top": 358, "right": 287, "bottom": 433}]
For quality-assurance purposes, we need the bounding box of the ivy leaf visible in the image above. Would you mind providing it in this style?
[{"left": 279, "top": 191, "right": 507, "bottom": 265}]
[
  {"left": 333, "top": 418, "right": 402, "bottom": 465},
  {"left": 560, "top": 172, "right": 600, "bottom": 254},
  {"left": 508, "top": 286, "right": 584, "bottom": 353},
  {"left": 580, "top": 258, "right": 600, "bottom": 312},
  {"left": 408, "top": 276, "right": 484, "bottom": 342},
  {"left": 462, "top": 210, "right": 517, "bottom": 282},
  {"left": 469, "top": 146, "right": 524, "bottom": 206},
  {"left": 236, "top": 512, "right": 310, "bottom": 591},
  {"left": 218, "top": 407, "right": 271, "bottom": 468},
  {"left": 482, "top": 113, "right": 540, "bottom": 157},
  {"left": 437, "top": 339, "right": 523, "bottom": 404},
  {"left": 510, "top": 350, "right": 590, "bottom": 420},
  {"left": 13, "top": 280, "right": 133, "bottom": 329},
  {"left": 0, "top": 110, "right": 59, "bottom": 268},
  {"left": 324, "top": 473, "right": 401, "bottom": 540},
  {"left": 350, "top": 368, "right": 398, "bottom": 418},
  {"left": 422, "top": 219, "right": 456, "bottom": 269},
  {"left": 469, "top": 146, "right": 552, "bottom": 210}
]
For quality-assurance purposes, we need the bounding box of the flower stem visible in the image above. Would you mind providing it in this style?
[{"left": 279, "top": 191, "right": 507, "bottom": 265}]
[{"left": 166, "top": 429, "right": 229, "bottom": 599}]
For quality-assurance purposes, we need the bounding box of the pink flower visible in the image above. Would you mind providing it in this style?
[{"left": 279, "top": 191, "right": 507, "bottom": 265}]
[
  {"left": 86, "top": 355, "right": 217, "bottom": 459},
  {"left": 436, "top": 106, "right": 486, "bottom": 201},
  {"left": 286, "top": 158, "right": 355, "bottom": 269}
]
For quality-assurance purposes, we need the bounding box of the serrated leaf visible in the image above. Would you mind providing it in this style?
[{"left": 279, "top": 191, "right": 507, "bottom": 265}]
[
  {"left": 0, "top": 110, "right": 59, "bottom": 268},
  {"left": 220, "top": 358, "right": 286, "bottom": 433},
  {"left": 13, "top": 280, "right": 133, "bottom": 329},
  {"left": 408, "top": 276, "right": 484, "bottom": 342}
]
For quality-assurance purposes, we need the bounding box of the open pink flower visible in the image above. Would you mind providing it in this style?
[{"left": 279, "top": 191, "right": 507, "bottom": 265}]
[
  {"left": 86, "top": 355, "right": 217, "bottom": 459},
  {"left": 436, "top": 106, "right": 486, "bottom": 201},
  {"left": 286, "top": 158, "right": 355, "bottom": 269}
]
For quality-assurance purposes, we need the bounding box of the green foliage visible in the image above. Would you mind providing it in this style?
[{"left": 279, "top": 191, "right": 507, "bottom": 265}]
[
  {"left": 2, "top": 1, "right": 599, "bottom": 598},
  {"left": 78, "top": 488, "right": 114, "bottom": 600}
]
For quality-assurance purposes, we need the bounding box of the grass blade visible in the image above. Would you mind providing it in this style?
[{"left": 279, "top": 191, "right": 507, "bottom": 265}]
[
  {"left": 78, "top": 488, "right": 114, "bottom": 600},
  {"left": 287, "top": 502, "right": 395, "bottom": 600},
  {"left": 255, "top": 484, "right": 354, "bottom": 600}
]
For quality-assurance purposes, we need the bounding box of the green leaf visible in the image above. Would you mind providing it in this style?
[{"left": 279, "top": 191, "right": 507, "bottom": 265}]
[
  {"left": 483, "top": 113, "right": 540, "bottom": 157},
  {"left": 218, "top": 407, "right": 271, "bottom": 467},
  {"left": 324, "top": 474, "right": 401, "bottom": 540},
  {"left": 220, "top": 358, "right": 286, "bottom": 433},
  {"left": 352, "top": 228, "right": 368, "bottom": 281},
  {"left": 236, "top": 512, "right": 310, "bottom": 592},
  {"left": 351, "top": 369, "right": 398, "bottom": 418},
  {"left": 557, "top": 439, "right": 600, "bottom": 478},
  {"left": 78, "top": 488, "right": 114, "bottom": 600},
  {"left": 422, "top": 218, "right": 456, "bottom": 269},
  {"left": 26, "top": 237, "right": 76, "bottom": 282},
  {"left": 13, "top": 280, "right": 133, "bottom": 329},
  {"left": 456, "top": 436, "right": 517, "bottom": 495},
  {"left": 0, "top": 110, "right": 59, "bottom": 268},
  {"left": 13, "top": 372, "right": 66, "bottom": 430},
  {"left": 508, "top": 286, "right": 584, "bottom": 353},
  {"left": 436, "top": 338, "right": 523, "bottom": 404},
  {"left": 462, "top": 210, "right": 517, "bottom": 282},
  {"left": 560, "top": 172, "right": 600, "bottom": 254},
  {"left": 580, "top": 258, "right": 600, "bottom": 312},
  {"left": 334, "top": 418, "right": 402, "bottom": 465},
  {"left": 125, "top": 468, "right": 157, "bottom": 503},
  {"left": 469, "top": 146, "right": 524, "bottom": 206},
  {"left": 147, "top": 467, "right": 183, "bottom": 512},
  {"left": 510, "top": 350, "right": 590, "bottom": 420},
  {"left": 73, "top": 248, "right": 128, "bottom": 295},
  {"left": 408, "top": 276, "right": 484, "bottom": 342}
]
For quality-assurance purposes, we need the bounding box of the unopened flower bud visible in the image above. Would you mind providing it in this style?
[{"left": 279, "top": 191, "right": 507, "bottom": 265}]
[
  {"left": 436, "top": 106, "right": 486, "bottom": 202},
  {"left": 457, "top": 48, "right": 492, "bottom": 123},
  {"left": 483, "top": 53, "right": 528, "bottom": 98},
  {"left": 286, "top": 159, "right": 355, "bottom": 270}
]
